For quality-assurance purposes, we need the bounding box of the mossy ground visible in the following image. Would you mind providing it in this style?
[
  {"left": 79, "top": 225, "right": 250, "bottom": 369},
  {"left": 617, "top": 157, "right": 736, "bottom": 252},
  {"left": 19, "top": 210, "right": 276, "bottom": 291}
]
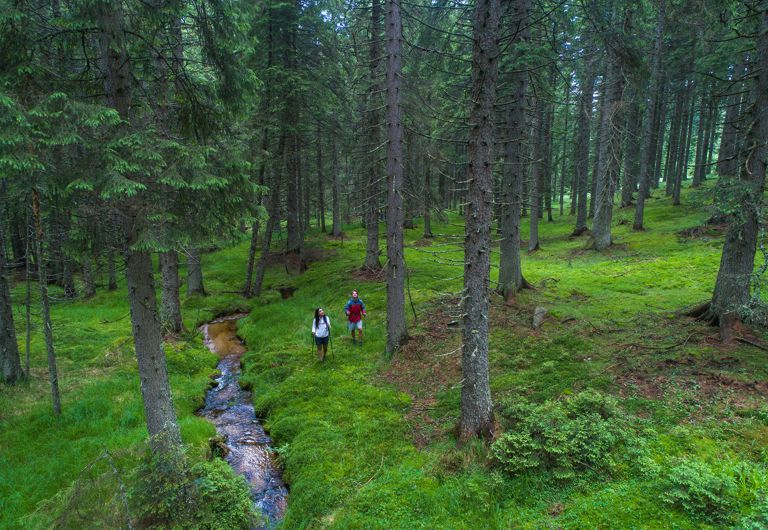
[{"left": 2, "top": 181, "right": 767, "bottom": 528}]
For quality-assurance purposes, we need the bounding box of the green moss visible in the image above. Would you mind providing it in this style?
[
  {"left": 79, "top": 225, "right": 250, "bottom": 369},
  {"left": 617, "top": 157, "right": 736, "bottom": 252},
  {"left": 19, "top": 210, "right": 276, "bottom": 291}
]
[{"left": 3, "top": 182, "right": 768, "bottom": 527}]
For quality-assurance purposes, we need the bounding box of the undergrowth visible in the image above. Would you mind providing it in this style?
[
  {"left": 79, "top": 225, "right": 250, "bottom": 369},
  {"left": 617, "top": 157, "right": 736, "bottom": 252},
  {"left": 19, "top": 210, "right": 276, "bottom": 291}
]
[{"left": 2, "top": 181, "right": 768, "bottom": 527}]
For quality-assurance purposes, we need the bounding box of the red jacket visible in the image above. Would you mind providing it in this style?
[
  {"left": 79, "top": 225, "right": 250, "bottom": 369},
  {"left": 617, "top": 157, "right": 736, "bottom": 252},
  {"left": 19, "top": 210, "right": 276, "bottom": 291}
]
[{"left": 345, "top": 299, "right": 365, "bottom": 322}]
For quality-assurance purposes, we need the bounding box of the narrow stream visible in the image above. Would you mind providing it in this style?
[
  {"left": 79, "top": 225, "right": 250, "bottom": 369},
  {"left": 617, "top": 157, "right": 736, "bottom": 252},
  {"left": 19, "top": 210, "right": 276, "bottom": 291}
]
[{"left": 198, "top": 314, "right": 288, "bottom": 528}]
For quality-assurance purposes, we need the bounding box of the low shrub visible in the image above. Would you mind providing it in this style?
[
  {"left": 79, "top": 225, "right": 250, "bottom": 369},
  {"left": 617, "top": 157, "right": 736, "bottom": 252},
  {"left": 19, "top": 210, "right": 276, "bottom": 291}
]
[
  {"left": 660, "top": 458, "right": 768, "bottom": 525},
  {"left": 661, "top": 458, "right": 735, "bottom": 522},
  {"left": 492, "top": 390, "right": 637, "bottom": 481},
  {"left": 738, "top": 490, "right": 768, "bottom": 529},
  {"left": 128, "top": 448, "right": 259, "bottom": 529}
]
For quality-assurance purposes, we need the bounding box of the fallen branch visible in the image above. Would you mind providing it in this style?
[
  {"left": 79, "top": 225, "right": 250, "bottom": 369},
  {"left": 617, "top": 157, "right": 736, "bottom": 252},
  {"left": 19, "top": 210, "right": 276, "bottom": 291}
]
[
  {"left": 735, "top": 336, "right": 768, "bottom": 352},
  {"left": 636, "top": 333, "right": 696, "bottom": 352}
]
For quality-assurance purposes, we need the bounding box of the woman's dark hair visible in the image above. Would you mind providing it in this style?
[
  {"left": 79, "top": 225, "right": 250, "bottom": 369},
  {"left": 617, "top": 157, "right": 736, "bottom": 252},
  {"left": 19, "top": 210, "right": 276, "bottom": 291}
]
[{"left": 314, "top": 307, "right": 323, "bottom": 327}]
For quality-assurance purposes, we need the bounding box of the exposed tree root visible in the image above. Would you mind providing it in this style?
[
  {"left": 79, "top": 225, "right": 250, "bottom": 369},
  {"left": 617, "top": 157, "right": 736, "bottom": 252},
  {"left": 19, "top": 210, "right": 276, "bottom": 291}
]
[
  {"left": 501, "top": 276, "right": 534, "bottom": 305},
  {"left": 684, "top": 300, "right": 712, "bottom": 320},
  {"left": 683, "top": 301, "right": 759, "bottom": 346}
]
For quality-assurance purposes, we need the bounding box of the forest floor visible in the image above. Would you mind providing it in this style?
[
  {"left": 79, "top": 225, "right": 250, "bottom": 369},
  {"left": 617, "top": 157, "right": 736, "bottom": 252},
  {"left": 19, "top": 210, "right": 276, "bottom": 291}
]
[{"left": 2, "top": 181, "right": 768, "bottom": 528}]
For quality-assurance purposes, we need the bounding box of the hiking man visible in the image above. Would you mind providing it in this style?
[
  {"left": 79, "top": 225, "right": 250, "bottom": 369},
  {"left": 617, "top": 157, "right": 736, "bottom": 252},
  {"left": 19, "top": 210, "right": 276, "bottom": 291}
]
[{"left": 344, "top": 290, "right": 366, "bottom": 346}]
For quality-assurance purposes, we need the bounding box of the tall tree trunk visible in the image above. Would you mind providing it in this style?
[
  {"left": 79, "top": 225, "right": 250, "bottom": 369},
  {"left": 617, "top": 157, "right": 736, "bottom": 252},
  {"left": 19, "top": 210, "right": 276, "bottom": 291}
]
[
  {"left": 590, "top": 49, "right": 626, "bottom": 251},
  {"left": 244, "top": 222, "right": 259, "bottom": 297},
  {"left": 186, "top": 248, "right": 205, "bottom": 296},
  {"left": 126, "top": 249, "right": 182, "bottom": 452},
  {"left": 32, "top": 188, "right": 61, "bottom": 414},
  {"left": 704, "top": 10, "right": 767, "bottom": 330},
  {"left": 159, "top": 251, "right": 183, "bottom": 334},
  {"left": 543, "top": 89, "right": 555, "bottom": 222},
  {"left": 692, "top": 88, "right": 709, "bottom": 187},
  {"left": 439, "top": 170, "right": 447, "bottom": 211},
  {"left": 82, "top": 251, "right": 96, "bottom": 298},
  {"left": 459, "top": 0, "right": 500, "bottom": 443},
  {"left": 301, "top": 145, "right": 310, "bottom": 234},
  {"left": 285, "top": 132, "right": 304, "bottom": 260},
  {"left": 560, "top": 76, "right": 571, "bottom": 216},
  {"left": 498, "top": 0, "right": 530, "bottom": 298},
  {"left": 253, "top": 139, "right": 285, "bottom": 298},
  {"left": 59, "top": 213, "right": 76, "bottom": 299},
  {"left": 651, "top": 80, "right": 668, "bottom": 189},
  {"left": 620, "top": 92, "right": 641, "bottom": 207},
  {"left": 25, "top": 223, "right": 31, "bottom": 379},
  {"left": 385, "top": 0, "right": 408, "bottom": 354},
  {"left": 317, "top": 123, "right": 326, "bottom": 233},
  {"left": 573, "top": 61, "right": 596, "bottom": 235},
  {"left": 98, "top": 0, "right": 181, "bottom": 453},
  {"left": 705, "top": 96, "right": 718, "bottom": 175},
  {"left": 634, "top": 0, "right": 666, "bottom": 229},
  {"left": 283, "top": 4, "right": 304, "bottom": 264},
  {"left": 0, "top": 199, "right": 22, "bottom": 384},
  {"left": 10, "top": 210, "right": 26, "bottom": 269},
  {"left": 589, "top": 74, "right": 607, "bottom": 218},
  {"left": 244, "top": 131, "right": 270, "bottom": 296},
  {"left": 673, "top": 80, "right": 694, "bottom": 206},
  {"left": 107, "top": 249, "right": 118, "bottom": 290},
  {"left": 331, "top": 135, "right": 342, "bottom": 236},
  {"left": 245, "top": 16, "right": 274, "bottom": 296},
  {"left": 665, "top": 89, "right": 683, "bottom": 196},
  {"left": 529, "top": 100, "right": 544, "bottom": 251},
  {"left": 423, "top": 164, "right": 433, "bottom": 238},
  {"left": 717, "top": 62, "right": 745, "bottom": 178},
  {"left": 402, "top": 134, "right": 417, "bottom": 230},
  {"left": 363, "top": 0, "right": 383, "bottom": 270}
]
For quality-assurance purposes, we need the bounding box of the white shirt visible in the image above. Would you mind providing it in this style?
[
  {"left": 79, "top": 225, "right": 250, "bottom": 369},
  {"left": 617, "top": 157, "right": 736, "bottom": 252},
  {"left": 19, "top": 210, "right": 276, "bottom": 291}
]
[{"left": 312, "top": 316, "right": 331, "bottom": 338}]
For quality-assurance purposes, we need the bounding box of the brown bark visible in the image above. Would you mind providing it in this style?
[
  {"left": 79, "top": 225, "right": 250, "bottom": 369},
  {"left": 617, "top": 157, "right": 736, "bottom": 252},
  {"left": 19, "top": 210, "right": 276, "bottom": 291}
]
[
  {"left": 459, "top": 0, "right": 500, "bottom": 443},
  {"left": 633, "top": 0, "right": 665, "bottom": 229},
  {"left": 186, "top": 248, "right": 205, "bottom": 295},
  {"left": 317, "top": 122, "right": 326, "bottom": 233},
  {"left": 620, "top": 92, "right": 641, "bottom": 208},
  {"left": 423, "top": 164, "right": 433, "bottom": 238},
  {"left": 529, "top": 99, "right": 544, "bottom": 251},
  {"left": 126, "top": 249, "right": 181, "bottom": 452},
  {"left": 252, "top": 143, "right": 284, "bottom": 298},
  {"left": 573, "top": 61, "right": 596, "bottom": 235},
  {"left": 589, "top": 74, "right": 607, "bottom": 219},
  {"left": 0, "top": 197, "right": 22, "bottom": 384},
  {"left": 385, "top": 0, "right": 408, "bottom": 354},
  {"left": 498, "top": 0, "right": 530, "bottom": 296},
  {"left": 363, "top": 0, "right": 383, "bottom": 270},
  {"left": 32, "top": 188, "right": 61, "bottom": 414},
  {"left": 82, "top": 251, "right": 96, "bottom": 298},
  {"left": 331, "top": 135, "right": 342, "bottom": 236},
  {"left": 159, "top": 251, "right": 183, "bottom": 334},
  {"left": 665, "top": 89, "right": 683, "bottom": 196},
  {"left": 590, "top": 51, "right": 626, "bottom": 251},
  {"left": 717, "top": 60, "right": 746, "bottom": 178},
  {"left": 692, "top": 89, "right": 709, "bottom": 187},
  {"left": 97, "top": 0, "right": 181, "bottom": 453},
  {"left": 705, "top": 11, "right": 768, "bottom": 327}
]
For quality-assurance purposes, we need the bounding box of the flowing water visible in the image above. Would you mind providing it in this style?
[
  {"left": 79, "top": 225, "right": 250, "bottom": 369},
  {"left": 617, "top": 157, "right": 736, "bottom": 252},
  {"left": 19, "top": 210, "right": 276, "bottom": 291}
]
[{"left": 198, "top": 314, "right": 287, "bottom": 528}]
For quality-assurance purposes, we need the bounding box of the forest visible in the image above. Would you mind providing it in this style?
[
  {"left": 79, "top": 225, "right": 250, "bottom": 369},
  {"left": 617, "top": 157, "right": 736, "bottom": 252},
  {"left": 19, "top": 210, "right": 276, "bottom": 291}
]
[{"left": 1, "top": 0, "right": 767, "bottom": 527}]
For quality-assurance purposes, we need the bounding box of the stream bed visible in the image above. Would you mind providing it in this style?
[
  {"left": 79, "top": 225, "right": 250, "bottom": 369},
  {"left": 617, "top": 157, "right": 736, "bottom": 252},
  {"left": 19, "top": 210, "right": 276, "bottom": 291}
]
[{"left": 198, "top": 314, "right": 287, "bottom": 528}]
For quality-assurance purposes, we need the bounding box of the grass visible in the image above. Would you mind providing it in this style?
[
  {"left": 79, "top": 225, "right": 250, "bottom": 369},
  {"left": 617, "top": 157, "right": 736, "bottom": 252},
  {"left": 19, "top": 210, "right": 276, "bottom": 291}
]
[{"left": 2, "top": 180, "right": 767, "bottom": 528}]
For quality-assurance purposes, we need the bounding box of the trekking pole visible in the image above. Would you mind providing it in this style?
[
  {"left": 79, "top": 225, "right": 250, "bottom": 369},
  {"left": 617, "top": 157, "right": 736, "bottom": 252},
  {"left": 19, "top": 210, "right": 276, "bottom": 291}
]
[{"left": 329, "top": 330, "right": 334, "bottom": 358}]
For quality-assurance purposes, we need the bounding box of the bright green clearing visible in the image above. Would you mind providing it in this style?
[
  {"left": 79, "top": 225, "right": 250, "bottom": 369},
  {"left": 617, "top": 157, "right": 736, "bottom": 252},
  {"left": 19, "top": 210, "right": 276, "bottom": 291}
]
[{"left": 2, "top": 182, "right": 767, "bottom": 528}]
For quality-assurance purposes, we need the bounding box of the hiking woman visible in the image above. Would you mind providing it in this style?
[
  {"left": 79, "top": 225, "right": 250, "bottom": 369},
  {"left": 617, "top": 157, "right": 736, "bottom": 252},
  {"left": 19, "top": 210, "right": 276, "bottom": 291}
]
[{"left": 311, "top": 308, "right": 331, "bottom": 361}]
